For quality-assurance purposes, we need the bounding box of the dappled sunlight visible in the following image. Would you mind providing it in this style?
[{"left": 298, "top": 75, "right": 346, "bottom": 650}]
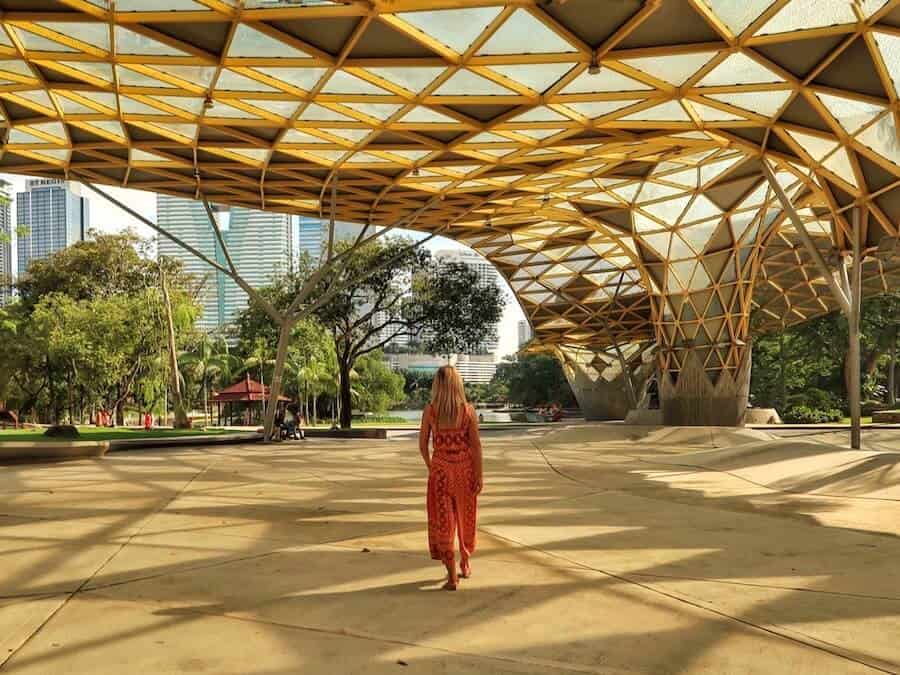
[{"left": 0, "top": 427, "right": 899, "bottom": 673}]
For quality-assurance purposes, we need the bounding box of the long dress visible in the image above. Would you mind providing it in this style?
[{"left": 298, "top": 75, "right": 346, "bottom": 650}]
[{"left": 426, "top": 405, "right": 478, "bottom": 563}]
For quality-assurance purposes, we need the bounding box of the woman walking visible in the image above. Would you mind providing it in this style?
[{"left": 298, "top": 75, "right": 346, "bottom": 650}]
[{"left": 419, "top": 366, "right": 483, "bottom": 590}]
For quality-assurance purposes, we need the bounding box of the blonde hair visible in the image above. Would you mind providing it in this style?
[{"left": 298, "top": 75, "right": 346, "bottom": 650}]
[{"left": 430, "top": 365, "right": 468, "bottom": 429}]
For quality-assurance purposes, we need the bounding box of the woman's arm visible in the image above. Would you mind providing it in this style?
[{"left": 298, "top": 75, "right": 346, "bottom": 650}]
[
  {"left": 418, "top": 404, "right": 432, "bottom": 470},
  {"left": 467, "top": 404, "right": 483, "bottom": 493}
]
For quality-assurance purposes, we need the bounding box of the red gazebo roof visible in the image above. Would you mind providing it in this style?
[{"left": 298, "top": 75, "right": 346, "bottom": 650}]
[{"left": 213, "top": 374, "right": 290, "bottom": 403}]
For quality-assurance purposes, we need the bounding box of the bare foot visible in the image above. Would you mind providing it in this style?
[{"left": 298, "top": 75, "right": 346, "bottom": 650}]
[
  {"left": 442, "top": 559, "right": 458, "bottom": 590},
  {"left": 460, "top": 558, "right": 471, "bottom": 579}
]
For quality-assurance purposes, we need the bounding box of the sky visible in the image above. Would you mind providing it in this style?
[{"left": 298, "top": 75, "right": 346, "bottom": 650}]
[{"left": 1, "top": 173, "right": 527, "bottom": 360}]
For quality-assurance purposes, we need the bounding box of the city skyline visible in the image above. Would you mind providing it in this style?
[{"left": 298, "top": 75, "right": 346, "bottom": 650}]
[
  {"left": 158, "top": 194, "right": 295, "bottom": 330},
  {"left": 0, "top": 173, "right": 527, "bottom": 358}
]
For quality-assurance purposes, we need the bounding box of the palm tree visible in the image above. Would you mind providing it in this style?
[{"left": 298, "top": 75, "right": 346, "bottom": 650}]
[
  {"left": 241, "top": 338, "right": 275, "bottom": 418},
  {"left": 181, "top": 335, "right": 241, "bottom": 426}
]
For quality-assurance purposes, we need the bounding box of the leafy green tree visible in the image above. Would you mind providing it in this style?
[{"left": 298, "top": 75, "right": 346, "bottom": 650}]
[
  {"left": 751, "top": 293, "right": 900, "bottom": 419},
  {"left": 493, "top": 354, "right": 576, "bottom": 408},
  {"left": 351, "top": 351, "right": 405, "bottom": 414},
  {"left": 233, "top": 240, "right": 505, "bottom": 428},
  {"left": 2, "top": 232, "right": 199, "bottom": 425}
]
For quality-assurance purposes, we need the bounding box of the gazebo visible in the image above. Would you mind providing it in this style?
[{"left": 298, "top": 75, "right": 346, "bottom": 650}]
[{"left": 213, "top": 374, "right": 290, "bottom": 428}]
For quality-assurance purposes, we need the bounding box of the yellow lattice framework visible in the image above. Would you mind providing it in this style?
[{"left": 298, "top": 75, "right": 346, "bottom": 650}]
[{"left": 0, "top": 0, "right": 899, "bottom": 401}]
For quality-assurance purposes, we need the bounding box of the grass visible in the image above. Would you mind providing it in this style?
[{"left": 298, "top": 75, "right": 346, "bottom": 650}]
[
  {"left": 838, "top": 416, "right": 874, "bottom": 425},
  {"left": 0, "top": 426, "right": 239, "bottom": 442}
]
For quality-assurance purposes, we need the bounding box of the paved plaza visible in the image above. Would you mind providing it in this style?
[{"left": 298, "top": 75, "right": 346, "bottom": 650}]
[{"left": 1, "top": 425, "right": 899, "bottom": 674}]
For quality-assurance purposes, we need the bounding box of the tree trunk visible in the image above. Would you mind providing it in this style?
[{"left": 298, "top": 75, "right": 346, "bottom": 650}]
[
  {"left": 263, "top": 320, "right": 292, "bottom": 441},
  {"left": 889, "top": 330, "right": 897, "bottom": 408},
  {"left": 339, "top": 359, "right": 353, "bottom": 429},
  {"left": 160, "top": 264, "right": 189, "bottom": 429},
  {"left": 779, "top": 333, "right": 787, "bottom": 413}
]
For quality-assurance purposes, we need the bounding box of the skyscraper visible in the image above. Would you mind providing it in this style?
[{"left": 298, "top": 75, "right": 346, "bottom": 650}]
[
  {"left": 157, "top": 195, "right": 294, "bottom": 330},
  {"left": 296, "top": 215, "right": 370, "bottom": 264},
  {"left": 16, "top": 179, "right": 89, "bottom": 278},
  {"left": 518, "top": 321, "right": 532, "bottom": 348},
  {"left": 433, "top": 248, "right": 502, "bottom": 355},
  {"left": 0, "top": 180, "right": 12, "bottom": 305}
]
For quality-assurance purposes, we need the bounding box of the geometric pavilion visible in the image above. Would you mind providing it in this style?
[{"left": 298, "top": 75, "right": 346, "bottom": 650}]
[{"left": 0, "top": 0, "right": 899, "bottom": 425}]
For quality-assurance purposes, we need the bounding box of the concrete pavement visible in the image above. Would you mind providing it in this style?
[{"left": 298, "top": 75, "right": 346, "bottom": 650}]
[{"left": 1, "top": 424, "right": 898, "bottom": 674}]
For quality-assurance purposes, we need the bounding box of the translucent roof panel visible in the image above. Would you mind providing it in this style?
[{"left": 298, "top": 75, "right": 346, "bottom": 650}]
[
  {"left": 398, "top": 7, "right": 502, "bottom": 54},
  {"left": 477, "top": 10, "right": 576, "bottom": 55}
]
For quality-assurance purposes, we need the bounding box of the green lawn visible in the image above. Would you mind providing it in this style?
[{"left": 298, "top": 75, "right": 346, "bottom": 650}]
[
  {"left": 838, "top": 416, "right": 874, "bottom": 425},
  {"left": 0, "top": 427, "right": 239, "bottom": 442}
]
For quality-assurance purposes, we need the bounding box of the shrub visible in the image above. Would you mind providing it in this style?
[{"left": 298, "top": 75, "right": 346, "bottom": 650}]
[{"left": 783, "top": 405, "right": 843, "bottom": 424}]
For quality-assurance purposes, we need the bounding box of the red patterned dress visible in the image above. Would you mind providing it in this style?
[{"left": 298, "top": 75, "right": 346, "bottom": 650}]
[{"left": 426, "top": 405, "right": 478, "bottom": 563}]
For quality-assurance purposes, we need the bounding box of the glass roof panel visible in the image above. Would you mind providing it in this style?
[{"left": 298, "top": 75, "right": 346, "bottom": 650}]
[
  {"left": 856, "top": 112, "right": 900, "bottom": 167},
  {"left": 399, "top": 7, "right": 502, "bottom": 54},
  {"left": 816, "top": 92, "right": 885, "bottom": 134},
  {"left": 116, "top": 65, "right": 174, "bottom": 87},
  {"left": 700, "top": 0, "right": 777, "bottom": 36},
  {"left": 341, "top": 102, "right": 403, "bottom": 121},
  {"left": 433, "top": 69, "right": 516, "bottom": 96},
  {"left": 872, "top": 31, "right": 900, "bottom": 98},
  {"left": 216, "top": 69, "right": 278, "bottom": 92},
  {"left": 563, "top": 100, "right": 642, "bottom": 119},
  {"left": 400, "top": 106, "right": 458, "bottom": 123},
  {"left": 822, "top": 146, "right": 858, "bottom": 186},
  {"left": 787, "top": 130, "right": 838, "bottom": 161},
  {"left": 756, "top": 0, "right": 855, "bottom": 36},
  {"left": 620, "top": 100, "right": 691, "bottom": 122},
  {"left": 697, "top": 53, "right": 783, "bottom": 87},
  {"left": 39, "top": 22, "right": 110, "bottom": 50},
  {"left": 115, "top": 26, "right": 186, "bottom": 55},
  {"left": 364, "top": 67, "right": 444, "bottom": 94},
  {"left": 254, "top": 67, "right": 326, "bottom": 92},
  {"left": 687, "top": 101, "right": 746, "bottom": 121},
  {"left": 477, "top": 10, "right": 575, "bottom": 55},
  {"left": 228, "top": 24, "right": 309, "bottom": 58},
  {"left": 643, "top": 195, "right": 691, "bottom": 223},
  {"left": 510, "top": 107, "right": 570, "bottom": 122},
  {"left": 682, "top": 194, "right": 722, "bottom": 223},
  {"left": 116, "top": 0, "right": 204, "bottom": 9},
  {"left": 321, "top": 70, "right": 390, "bottom": 95},
  {"left": 643, "top": 232, "right": 672, "bottom": 257},
  {"left": 298, "top": 103, "right": 353, "bottom": 122},
  {"left": 561, "top": 68, "right": 651, "bottom": 94},
  {"left": 59, "top": 61, "right": 113, "bottom": 82},
  {"left": 15, "top": 28, "right": 78, "bottom": 53},
  {"left": 489, "top": 63, "right": 573, "bottom": 93},
  {"left": 620, "top": 51, "right": 716, "bottom": 86},
  {"left": 704, "top": 90, "right": 791, "bottom": 117}
]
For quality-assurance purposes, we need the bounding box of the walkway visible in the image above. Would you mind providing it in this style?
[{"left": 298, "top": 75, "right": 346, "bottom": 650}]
[{"left": 1, "top": 425, "right": 899, "bottom": 674}]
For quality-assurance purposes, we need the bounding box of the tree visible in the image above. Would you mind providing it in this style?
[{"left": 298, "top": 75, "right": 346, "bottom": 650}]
[
  {"left": 493, "top": 354, "right": 576, "bottom": 408},
  {"left": 750, "top": 292, "right": 900, "bottom": 419},
  {"left": 3, "top": 231, "right": 200, "bottom": 425},
  {"left": 233, "top": 240, "right": 505, "bottom": 429},
  {"left": 352, "top": 351, "right": 405, "bottom": 414},
  {"left": 313, "top": 240, "right": 505, "bottom": 428}
]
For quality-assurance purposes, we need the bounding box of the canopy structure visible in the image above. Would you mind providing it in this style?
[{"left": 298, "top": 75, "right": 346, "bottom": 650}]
[
  {"left": 1, "top": 0, "right": 899, "bottom": 424},
  {"left": 212, "top": 374, "right": 288, "bottom": 403}
]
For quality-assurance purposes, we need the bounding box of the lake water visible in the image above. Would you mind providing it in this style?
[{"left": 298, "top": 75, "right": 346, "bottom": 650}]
[{"left": 390, "top": 409, "right": 512, "bottom": 423}]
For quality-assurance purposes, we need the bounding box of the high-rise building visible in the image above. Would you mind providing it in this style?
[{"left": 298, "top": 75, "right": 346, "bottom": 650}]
[
  {"left": 16, "top": 179, "right": 89, "bottom": 278},
  {"left": 157, "top": 195, "right": 294, "bottom": 330},
  {"left": 518, "top": 321, "right": 532, "bottom": 348},
  {"left": 296, "top": 215, "right": 370, "bottom": 264},
  {"left": 0, "top": 180, "right": 12, "bottom": 305},
  {"left": 432, "top": 248, "right": 502, "bottom": 355}
]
